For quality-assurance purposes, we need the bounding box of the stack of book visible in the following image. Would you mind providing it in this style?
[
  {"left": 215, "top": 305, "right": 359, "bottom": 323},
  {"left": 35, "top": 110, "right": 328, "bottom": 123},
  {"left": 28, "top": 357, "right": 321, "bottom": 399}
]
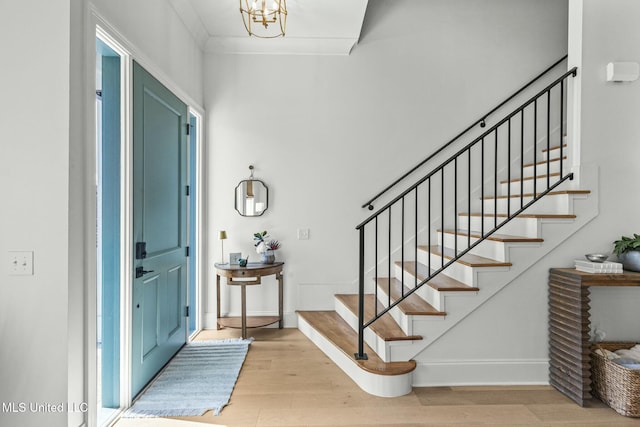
[{"left": 574, "top": 259, "right": 623, "bottom": 273}]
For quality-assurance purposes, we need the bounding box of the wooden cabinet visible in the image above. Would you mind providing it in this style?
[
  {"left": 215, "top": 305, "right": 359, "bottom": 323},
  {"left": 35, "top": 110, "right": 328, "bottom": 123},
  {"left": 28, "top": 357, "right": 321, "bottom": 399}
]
[{"left": 548, "top": 268, "right": 640, "bottom": 406}]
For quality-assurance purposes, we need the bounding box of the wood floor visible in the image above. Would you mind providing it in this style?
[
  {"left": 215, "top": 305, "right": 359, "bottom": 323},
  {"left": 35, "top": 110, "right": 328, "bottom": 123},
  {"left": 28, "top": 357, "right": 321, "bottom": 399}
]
[{"left": 113, "top": 328, "right": 637, "bottom": 427}]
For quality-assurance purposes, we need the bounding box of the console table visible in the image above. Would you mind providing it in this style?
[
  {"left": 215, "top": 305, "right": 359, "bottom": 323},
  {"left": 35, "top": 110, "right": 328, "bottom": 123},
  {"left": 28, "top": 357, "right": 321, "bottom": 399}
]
[
  {"left": 548, "top": 268, "right": 640, "bottom": 406},
  {"left": 215, "top": 262, "right": 284, "bottom": 339}
]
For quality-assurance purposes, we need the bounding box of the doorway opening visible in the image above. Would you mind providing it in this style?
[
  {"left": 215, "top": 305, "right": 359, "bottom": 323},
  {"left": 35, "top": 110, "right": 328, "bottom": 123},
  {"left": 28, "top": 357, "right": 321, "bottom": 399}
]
[{"left": 96, "top": 36, "right": 122, "bottom": 425}]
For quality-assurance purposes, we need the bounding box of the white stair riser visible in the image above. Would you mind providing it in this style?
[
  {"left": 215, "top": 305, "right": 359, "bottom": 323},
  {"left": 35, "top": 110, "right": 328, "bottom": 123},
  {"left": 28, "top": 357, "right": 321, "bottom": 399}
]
[
  {"left": 458, "top": 215, "right": 541, "bottom": 238},
  {"left": 482, "top": 193, "right": 572, "bottom": 215},
  {"left": 500, "top": 175, "right": 564, "bottom": 195},
  {"left": 438, "top": 232, "right": 511, "bottom": 262},
  {"left": 542, "top": 146, "right": 566, "bottom": 161},
  {"left": 521, "top": 159, "right": 562, "bottom": 178}
]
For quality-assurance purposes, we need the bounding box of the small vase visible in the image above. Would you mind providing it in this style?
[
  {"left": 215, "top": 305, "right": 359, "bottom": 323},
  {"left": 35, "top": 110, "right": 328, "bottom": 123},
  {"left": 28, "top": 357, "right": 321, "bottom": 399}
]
[
  {"left": 619, "top": 251, "right": 640, "bottom": 272},
  {"left": 261, "top": 250, "right": 275, "bottom": 264}
]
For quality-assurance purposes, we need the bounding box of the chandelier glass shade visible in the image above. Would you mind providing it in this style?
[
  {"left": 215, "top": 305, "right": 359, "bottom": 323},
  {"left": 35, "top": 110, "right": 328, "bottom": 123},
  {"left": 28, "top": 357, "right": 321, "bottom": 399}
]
[{"left": 239, "top": 0, "right": 287, "bottom": 38}]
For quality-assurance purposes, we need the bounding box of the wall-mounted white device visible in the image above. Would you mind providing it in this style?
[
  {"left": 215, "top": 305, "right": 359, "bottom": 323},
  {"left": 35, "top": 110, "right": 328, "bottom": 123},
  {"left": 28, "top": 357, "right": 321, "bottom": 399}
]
[{"left": 606, "top": 62, "right": 639, "bottom": 82}]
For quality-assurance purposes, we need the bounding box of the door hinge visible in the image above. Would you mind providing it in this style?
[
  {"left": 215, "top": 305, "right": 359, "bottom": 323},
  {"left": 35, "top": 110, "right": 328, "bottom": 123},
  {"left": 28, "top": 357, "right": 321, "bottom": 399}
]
[
  {"left": 185, "top": 306, "right": 190, "bottom": 317},
  {"left": 185, "top": 185, "right": 190, "bottom": 196},
  {"left": 185, "top": 246, "right": 190, "bottom": 257}
]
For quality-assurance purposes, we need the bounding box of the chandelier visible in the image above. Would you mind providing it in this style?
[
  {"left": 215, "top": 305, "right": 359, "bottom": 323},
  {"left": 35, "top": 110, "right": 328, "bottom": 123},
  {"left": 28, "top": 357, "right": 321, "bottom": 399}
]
[{"left": 239, "top": 0, "right": 287, "bottom": 38}]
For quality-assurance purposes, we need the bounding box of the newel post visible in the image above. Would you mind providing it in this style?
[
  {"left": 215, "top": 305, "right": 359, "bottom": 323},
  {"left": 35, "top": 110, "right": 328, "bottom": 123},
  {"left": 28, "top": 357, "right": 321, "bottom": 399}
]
[{"left": 355, "top": 226, "right": 368, "bottom": 360}]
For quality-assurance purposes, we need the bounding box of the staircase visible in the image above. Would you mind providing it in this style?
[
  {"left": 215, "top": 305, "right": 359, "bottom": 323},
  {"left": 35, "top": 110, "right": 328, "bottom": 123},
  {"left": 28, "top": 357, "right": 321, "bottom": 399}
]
[{"left": 297, "top": 61, "right": 598, "bottom": 397}]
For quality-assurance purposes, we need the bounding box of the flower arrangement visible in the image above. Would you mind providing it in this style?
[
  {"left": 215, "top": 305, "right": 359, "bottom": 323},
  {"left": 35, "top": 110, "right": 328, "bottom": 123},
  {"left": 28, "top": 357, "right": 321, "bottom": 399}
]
[
  {"left": 253, "top": 230, "right": 280, "bottom": 264},
  {"left": 253, "top": 230, "right": 281, "bottom": 254}
]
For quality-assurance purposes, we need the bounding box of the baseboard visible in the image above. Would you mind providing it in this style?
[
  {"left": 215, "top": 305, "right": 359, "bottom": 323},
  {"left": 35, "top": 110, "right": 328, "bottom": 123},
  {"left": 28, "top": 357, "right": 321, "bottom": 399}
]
[{"left": 412, "top": 358, "right": 549, "bottom": 387}]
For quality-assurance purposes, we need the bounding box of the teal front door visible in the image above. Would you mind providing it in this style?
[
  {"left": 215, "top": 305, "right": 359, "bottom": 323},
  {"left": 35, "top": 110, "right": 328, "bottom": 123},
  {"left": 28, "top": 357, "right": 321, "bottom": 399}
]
[{"left": 131, "top": 62, "right": 189, "bottom": 397}]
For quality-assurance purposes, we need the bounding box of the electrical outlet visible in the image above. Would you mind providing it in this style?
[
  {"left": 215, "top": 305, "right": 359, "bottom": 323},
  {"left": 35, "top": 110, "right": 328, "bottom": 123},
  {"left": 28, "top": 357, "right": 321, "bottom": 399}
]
[
  {"left": 8, "top": 251, "right": 34, "bottom": 276},
  {"left": 297, "top": 228, "right": 310, "bottom": 240}
]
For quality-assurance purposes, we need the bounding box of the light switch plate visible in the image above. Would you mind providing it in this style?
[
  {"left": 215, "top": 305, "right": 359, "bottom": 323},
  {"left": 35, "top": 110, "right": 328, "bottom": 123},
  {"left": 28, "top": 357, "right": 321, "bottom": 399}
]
[
  {"left": 8, "top": 251, "right": 34, "bottom": 276},
  {"left": 297, "top": 228, "right": 310, "bottom": 240}
]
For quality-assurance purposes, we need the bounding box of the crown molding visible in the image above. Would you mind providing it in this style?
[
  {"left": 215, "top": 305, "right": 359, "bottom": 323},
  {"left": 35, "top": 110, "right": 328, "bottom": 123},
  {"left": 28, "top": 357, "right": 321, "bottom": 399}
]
[{"left": 205, "top": 36, "right": 358, "bottom": 56}]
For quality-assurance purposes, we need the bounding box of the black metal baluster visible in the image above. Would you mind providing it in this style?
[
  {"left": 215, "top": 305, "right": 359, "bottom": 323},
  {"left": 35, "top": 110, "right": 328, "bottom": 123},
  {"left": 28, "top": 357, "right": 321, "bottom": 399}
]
[
  {"left": 520, "top": 109, "right": 524, "bottom": 209},
  {"left": 401, "top": 197, "right": 405, "bottom": 298},
  {"left": 507, "top": 119, "right": 511, "bottom": 217},
  {"left": 481, "top": 137, "right": 485, "bottom": 238},
  {"left": 560, "top": 79, "right": 564, "bottom": 178},
  {"left": 428, "top": 177, "right": 431, "bottom": 274},
  {"left": 454, "top": 157, "right": 458, "bottom": 255},
  {"left": 468, "top": 148, "right": 471, "bottom": 249},
  {"left": 374, "top": 216, "right": 378, "bottom": 316},
  {"left": 415, "top": 188, "right": 418, "bottom": 289},
  {"left": 441, "top": 168, "right": 445, "bottom": 268},
  {"left": 534, "top": 99, "right": 537, "bottom": 196},
  {"left": 388, "top": 208, "right": 391, "bottom": 308},
  {"left": 494, "top": 130, "right": 498, "bottom": 229},
  {"left": 546, "top": 89, "right": 551, "bottom": 190}
]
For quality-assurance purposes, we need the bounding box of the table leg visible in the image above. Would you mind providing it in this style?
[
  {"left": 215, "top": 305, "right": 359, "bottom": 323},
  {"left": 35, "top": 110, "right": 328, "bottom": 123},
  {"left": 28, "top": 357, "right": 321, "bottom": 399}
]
[
  {"left": 278, "top": 271, "right": 283, "bottom": 329},
  {"left": 216, "top": 274, "right": 221, "bottom": 330},
  {"left": 241, "top": 284, "right": 247, "bottom": 339}
]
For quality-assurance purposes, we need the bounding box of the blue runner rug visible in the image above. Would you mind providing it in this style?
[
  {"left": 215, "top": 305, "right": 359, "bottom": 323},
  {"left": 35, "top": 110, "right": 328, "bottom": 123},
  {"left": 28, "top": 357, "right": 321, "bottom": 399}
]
[{"left": 124, "top": 338, "right": 253, "bottom": 417}]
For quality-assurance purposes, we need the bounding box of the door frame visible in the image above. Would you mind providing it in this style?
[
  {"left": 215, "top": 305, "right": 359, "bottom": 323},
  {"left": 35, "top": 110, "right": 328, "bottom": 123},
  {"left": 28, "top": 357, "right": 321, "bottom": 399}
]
[
  {"left": 86, "top": 9, "right": 206, "bottom": 426},
  {"left": 188, "top": 110, "right": 204, "bottom": 338}
]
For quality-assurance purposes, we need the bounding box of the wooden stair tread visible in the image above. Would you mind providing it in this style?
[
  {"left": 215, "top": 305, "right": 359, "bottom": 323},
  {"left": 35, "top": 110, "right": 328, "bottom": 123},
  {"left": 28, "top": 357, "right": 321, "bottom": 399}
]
[
  {"left": 439, "top": 228, "right": 543, "bottom": 243},
  {"left": 501, "top": 172, "right": 561, "bottom": 184},
  {"left": 418, "top": 245, "right": 512, "bottom": 268},
  {"left": 335, "top": 294, "right": 422, "bottom": 342},
  {"left": 396, "top": 261, "right": 479, "bottom": 291},
  {"left": 482, "top": 190, "right": 590, "bottom": 200},
  {"left": 296, "top": 310, "right": 416, "bottom": 375},
  {"left": 459, "top": 212, "right": 576, "bottom": 219},
  {"left": 376, "top": 278, "right": 445, "bottom": 316},
  {"left": 542, "top": 144, "right": 567, "bottom": 152}
]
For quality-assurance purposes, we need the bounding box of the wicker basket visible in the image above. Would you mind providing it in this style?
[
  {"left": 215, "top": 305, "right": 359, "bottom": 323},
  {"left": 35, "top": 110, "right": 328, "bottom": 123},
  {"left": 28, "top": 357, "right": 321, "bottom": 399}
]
[{"left": 590, "top": 342, "right": 640, "bottom": 417}]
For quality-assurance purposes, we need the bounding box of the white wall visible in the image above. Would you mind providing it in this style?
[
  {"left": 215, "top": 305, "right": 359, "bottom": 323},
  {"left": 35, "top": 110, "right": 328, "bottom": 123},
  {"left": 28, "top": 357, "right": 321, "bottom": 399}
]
[
  {"left": 0, "top": 1, "right": 72, "bottom": 426},
  {"left": 204, "top": 0, "right": 569, "bottom": 327}
]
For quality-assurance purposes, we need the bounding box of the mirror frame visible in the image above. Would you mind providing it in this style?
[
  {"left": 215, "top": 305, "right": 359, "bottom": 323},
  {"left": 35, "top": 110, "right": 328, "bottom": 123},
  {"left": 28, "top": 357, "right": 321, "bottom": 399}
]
[{"left": 234, "top": 179, "right": 269, "bottom": 217}]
